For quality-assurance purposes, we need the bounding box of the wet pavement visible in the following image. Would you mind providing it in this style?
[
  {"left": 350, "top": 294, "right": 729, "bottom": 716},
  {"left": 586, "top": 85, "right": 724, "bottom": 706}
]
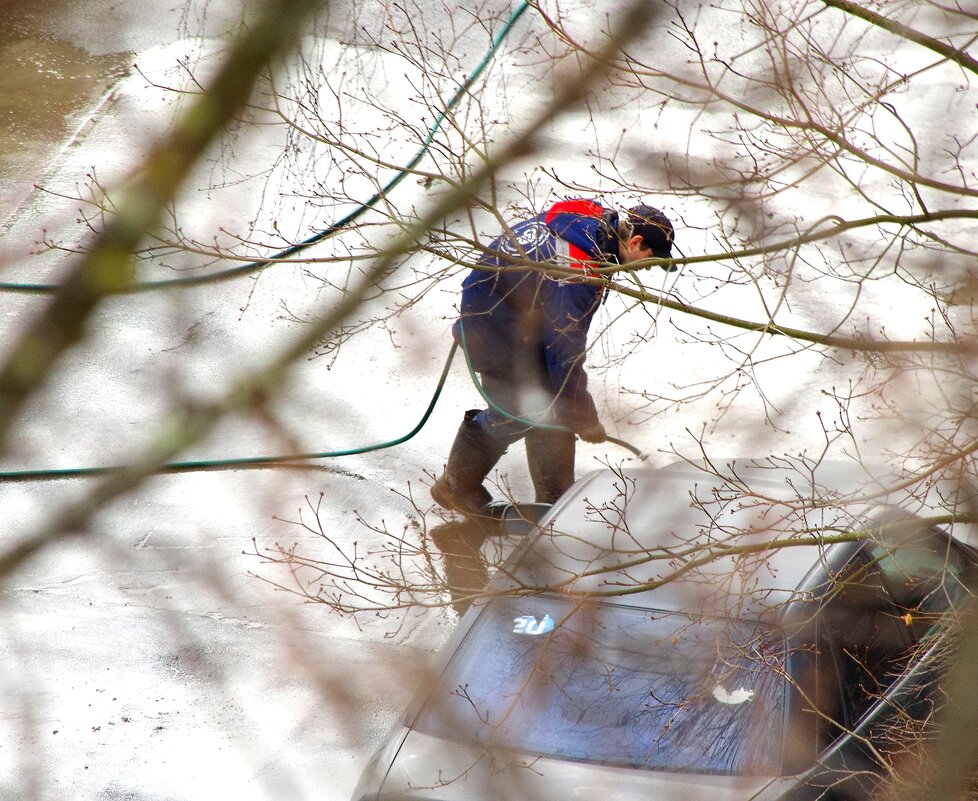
[
  {"left": 0, "top": 0, "right": 249, "bottom": 229},
  {"left": 1, "top": 1, "right": 968, "bottom": 799}
]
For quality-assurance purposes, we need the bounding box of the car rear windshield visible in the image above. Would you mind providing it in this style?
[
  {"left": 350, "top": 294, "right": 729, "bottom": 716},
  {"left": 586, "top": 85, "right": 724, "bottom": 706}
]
[{"left": 414, "top": 596, "right": 785, "bottom": 775}]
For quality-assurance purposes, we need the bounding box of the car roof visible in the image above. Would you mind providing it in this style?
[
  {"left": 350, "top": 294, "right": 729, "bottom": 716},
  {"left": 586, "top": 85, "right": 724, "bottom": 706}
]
[{"left": 500, "top": 458, "right": 976, "bottom": 622}]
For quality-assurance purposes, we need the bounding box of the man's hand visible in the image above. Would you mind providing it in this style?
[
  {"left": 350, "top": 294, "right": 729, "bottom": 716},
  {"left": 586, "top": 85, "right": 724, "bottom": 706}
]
[{"left": 576, "top": 421, "right": 607, "bottom": 444}]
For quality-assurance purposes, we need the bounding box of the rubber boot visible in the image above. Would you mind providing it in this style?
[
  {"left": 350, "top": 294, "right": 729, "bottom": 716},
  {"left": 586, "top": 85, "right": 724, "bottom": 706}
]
[
  {"left": 431, "top": 411, "right": 509, "bottom": 516},
  {"left": 525, "top": 427, "right": 576, "bottom": 504}
]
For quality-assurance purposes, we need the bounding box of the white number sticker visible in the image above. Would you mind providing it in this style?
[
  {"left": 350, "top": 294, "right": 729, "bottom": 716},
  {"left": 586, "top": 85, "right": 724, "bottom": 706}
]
[{"left": 512, "top": 614, "right": 555, "bottom": 635}]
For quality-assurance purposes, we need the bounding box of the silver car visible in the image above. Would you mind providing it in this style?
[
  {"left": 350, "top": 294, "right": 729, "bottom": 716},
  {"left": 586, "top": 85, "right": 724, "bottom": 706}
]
[{"left": 352, "top": 459, "right": 978, "bottom": 801}]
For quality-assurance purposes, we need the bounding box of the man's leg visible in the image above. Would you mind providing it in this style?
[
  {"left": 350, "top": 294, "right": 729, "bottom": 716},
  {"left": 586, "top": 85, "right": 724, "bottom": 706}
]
[
  {"left": 524, "top": 427, "right": 576, "bottom": 504},
  {"left": 431, "top": 408, "right": 510, "bottom": 515},
  {"left": 431, "top": 373, "right": 544, "bottom": 514},
  {"left": 519, "top": 348, "right": 576, "bottom": 505},
  {"left": 431, "top": 372, "right": 529, "bottom": 514}
]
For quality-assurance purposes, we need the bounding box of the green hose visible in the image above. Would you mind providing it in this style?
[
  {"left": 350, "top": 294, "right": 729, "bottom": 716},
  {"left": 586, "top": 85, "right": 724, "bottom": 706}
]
[
  {"left": 0, "top": 337, "right": 645, "bottom": 481},
  {"left": 0, "top": 342, "right": 460, "bottom": 481},
  {"left": 0, "top": 3, "right": 533, "bottom": 479}
]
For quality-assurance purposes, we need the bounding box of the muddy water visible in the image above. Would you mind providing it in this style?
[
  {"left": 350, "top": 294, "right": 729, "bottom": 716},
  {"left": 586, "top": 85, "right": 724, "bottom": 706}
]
[
  {"left": 0, "top": 7, "right": 129, "bottom": 227},
  {"left": 0, "top": 0, "right": 248, "bottom": 230},
  {"left": 0, "top": 37, "right": 127, "bottom": 168}
]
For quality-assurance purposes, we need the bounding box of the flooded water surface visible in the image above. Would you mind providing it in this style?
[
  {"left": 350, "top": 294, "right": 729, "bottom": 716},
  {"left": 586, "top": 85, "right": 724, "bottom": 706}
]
[{"left": 0, "top": 0, "right": 245, "bottom": 226}]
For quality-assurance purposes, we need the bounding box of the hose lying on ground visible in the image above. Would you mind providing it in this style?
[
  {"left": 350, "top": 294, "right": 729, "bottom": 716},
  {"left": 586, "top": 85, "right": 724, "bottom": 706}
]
[{"left": 0, "top": 340, "right": 646, "bottom": 481}]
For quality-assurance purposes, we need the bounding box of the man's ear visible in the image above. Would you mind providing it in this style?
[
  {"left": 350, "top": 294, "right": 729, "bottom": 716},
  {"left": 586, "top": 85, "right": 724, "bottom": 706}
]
[{"left": 628, "top": 235, "right": 652, "bottom": 259}]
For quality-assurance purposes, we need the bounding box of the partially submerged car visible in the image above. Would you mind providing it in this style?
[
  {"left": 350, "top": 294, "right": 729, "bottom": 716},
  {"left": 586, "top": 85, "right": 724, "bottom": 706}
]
[{"left": 352, "top": 459, "right": 978, "bottom": 801}]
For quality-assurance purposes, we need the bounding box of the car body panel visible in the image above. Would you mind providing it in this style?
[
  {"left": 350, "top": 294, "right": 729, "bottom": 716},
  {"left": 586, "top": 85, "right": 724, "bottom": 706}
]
[
  {"left": 371, "top": 727, "right": 779, "bottom": 801},
  {"left": 500, "top": 465, "right": 882, "bottom": 619}
]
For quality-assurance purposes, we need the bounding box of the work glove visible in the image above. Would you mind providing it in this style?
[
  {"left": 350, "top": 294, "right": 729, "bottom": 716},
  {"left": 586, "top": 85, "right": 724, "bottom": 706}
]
[{"left": 576, "top": 421, "right": 607, "bottom": 444}]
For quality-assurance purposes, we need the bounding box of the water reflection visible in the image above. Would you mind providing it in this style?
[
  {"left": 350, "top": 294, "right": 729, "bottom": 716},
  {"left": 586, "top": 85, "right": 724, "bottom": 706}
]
[
  {"left": 431, "top": 504, "right": 550, "bottom": 615},
  {"left": 431, "top": 518, "right": 494, "bottom": 616}
]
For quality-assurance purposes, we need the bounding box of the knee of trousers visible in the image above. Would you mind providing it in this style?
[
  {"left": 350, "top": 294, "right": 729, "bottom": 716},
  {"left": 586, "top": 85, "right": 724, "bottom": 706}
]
[
  {"left": 466, "top": 408, "right": 530, "bottom": 451},
  {"left": 453, "top": 411, "right": 511, "bottom": 463}
]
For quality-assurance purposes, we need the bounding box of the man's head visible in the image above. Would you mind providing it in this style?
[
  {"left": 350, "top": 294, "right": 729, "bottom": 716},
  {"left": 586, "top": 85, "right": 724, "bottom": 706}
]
[{"left": 618, "top": 204, "right": 676, "bottom": 270}]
